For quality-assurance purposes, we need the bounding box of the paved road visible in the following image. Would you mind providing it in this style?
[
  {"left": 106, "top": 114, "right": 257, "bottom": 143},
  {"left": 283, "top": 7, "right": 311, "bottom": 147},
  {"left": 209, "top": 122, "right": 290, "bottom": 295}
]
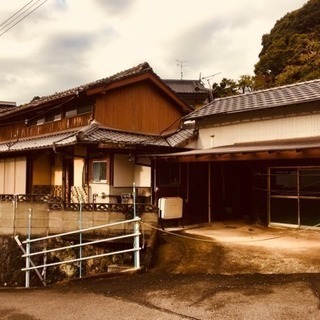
[{"left": 1, "top": 272, "right": 320, "bottom": 320}]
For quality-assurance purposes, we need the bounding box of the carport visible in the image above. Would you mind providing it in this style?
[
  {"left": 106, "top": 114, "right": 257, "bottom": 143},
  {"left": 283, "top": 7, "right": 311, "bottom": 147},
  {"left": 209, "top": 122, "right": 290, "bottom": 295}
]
[{"left": 154, "top": 136, "right": 320, "bottom": 229}]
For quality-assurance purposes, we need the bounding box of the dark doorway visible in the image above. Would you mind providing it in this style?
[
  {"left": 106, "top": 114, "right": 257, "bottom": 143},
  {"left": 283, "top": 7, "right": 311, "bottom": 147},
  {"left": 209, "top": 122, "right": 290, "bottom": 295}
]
[
  {"left": 184, "top": 162, "right": 209, "bottom": 224},
  {"left": 220, "top": 163, "right": 252, "bottom": 220}
]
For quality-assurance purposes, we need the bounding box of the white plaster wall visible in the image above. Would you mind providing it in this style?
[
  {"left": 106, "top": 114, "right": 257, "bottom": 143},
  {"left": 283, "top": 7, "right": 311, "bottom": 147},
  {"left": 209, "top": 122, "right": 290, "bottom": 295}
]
[
  {"left": 134, "top": 165, "right": 151, "bottom": 187},
  {"left": 74, "top": 158, "right": 84, "bottom": 186},
  {"left": 0, "top": 157, "right": 26, "bottom": 194},
  {"left": 114, "top": 154, "right": 134, "bottom": 187},
  {"left": 197, "top": 113, "right": 320, "bottom": 149}
]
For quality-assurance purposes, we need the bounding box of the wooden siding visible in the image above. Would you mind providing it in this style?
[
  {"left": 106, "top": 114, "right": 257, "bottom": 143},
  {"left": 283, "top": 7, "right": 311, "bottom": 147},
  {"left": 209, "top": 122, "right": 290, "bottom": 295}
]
[
  {"left": 94, "top": 81, "right": 182, "bottom": 134},
  {"left": 0, "top": 114, "right": 92, "bottom": 142}
]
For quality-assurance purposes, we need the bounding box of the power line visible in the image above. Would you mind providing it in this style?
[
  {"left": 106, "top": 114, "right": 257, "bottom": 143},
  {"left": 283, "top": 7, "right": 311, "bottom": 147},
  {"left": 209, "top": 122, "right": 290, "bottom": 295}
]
[
  {"left": 0, "top": 0, "right": 34, "bottom": 29},
  {"left": 0, "top": 0, "right": 48, "bottom": 37}
]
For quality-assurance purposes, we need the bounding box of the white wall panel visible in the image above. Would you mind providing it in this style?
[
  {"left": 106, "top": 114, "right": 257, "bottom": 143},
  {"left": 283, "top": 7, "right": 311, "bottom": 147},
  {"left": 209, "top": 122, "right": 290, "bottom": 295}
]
[
  {"left": 198, "top": 114, "right": 320, "bottom": 148},
  {"left": 15, "top": 157, "right": 27, "bottom": 194},
  {"left": 0, "top": 160, "right": 5, "bottom": 194},
  {"left": 0, "top": 157, "right": 26, "bottom": 194}
]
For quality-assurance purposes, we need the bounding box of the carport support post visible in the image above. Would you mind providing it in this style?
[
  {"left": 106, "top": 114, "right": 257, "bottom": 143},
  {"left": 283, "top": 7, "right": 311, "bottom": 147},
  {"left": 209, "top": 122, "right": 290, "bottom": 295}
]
[{"left": 133, "top": 183, "right": 140, "bottom": 269}]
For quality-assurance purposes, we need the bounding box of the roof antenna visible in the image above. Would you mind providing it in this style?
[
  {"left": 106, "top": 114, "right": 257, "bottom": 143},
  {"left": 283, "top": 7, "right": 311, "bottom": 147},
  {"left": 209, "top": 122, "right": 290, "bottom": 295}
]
[
  {"left": 202, "top": 72, "right": 221, "bottom": 102},
  {"left": 176, "top": 59, "right": 187, "bottom": 80}
]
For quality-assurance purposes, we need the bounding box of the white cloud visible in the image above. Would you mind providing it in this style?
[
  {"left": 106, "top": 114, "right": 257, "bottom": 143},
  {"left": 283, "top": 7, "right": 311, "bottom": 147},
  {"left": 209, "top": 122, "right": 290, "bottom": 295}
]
[{"left": 0, "top": 0, "right": 308, "bottom": 104}]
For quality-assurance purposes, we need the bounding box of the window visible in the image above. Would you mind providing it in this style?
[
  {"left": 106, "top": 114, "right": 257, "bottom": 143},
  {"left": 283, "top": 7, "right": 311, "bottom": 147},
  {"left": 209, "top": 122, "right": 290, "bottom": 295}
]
[
  {"left": 46, "top": 112, "right": 62, "bottom": 122},
  {"left": 78, "top": 104, "right": 92, "bottom": 114},
  {"left": 269, "top": 167, "right": 320, "bottom": 227},
  {"left": 65, "top": 108, "right": 77, "bottom": 118},
  {"left": 36, "top": 117, "right": 45, "bottom": 125},
  {"left": 92, "top": 160, "right": 107, "bottom": 183}
]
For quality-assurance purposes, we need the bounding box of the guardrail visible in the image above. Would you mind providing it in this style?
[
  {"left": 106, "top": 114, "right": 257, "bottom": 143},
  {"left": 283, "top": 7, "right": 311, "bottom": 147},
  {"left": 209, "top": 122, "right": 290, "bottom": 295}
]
[{"left": 15, "top": 217, "right": 141, "bottom": 288}]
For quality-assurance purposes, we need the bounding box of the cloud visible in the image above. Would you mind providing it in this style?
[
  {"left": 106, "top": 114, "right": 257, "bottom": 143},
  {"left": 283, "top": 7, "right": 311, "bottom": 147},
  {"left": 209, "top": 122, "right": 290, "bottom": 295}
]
[
  {"left": 93, "top": 0, "right": 135, "bottom": 14},
  {"left": 0, "top": 0, "right": 308, "bottom": 105}
]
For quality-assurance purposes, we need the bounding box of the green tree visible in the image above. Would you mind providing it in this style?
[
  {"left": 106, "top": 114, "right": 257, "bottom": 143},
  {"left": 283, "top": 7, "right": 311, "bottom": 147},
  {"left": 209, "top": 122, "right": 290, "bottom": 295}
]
[
  {"left": 254, "top": 0, "right": 320, "bottom": 88},
  {"left": 212, "top": 78, "right": 238, "bottom": 98}
]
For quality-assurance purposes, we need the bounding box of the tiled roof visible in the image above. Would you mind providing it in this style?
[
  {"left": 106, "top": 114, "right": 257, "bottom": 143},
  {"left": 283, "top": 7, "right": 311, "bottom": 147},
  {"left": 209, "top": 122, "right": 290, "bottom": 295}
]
[
  {"left": 0, "top": 131, "right": 77, "bottom": 152},
  {"left": 165, "top": 129, "right": 197, "bottom": 147},
  {"left": 0, "top": 101, "right": 17, "bottom": 116},
  {"left": 0, "top": 123, "right": 197, "bottom": 153},
  {"left": 72, "top": 124, "right": 196, "bottom": 148},
  {"left": 185, "top": 79, "right": 320, "bottom": 120},
  {"left": 164, "top": 79, "right": 207, "bottom": 94},
  {"left": 0, "top": 62, "right": 153, "bottom": 117},
  {"left": 75, "top": 126, "right": 169, "bottom": 147}
]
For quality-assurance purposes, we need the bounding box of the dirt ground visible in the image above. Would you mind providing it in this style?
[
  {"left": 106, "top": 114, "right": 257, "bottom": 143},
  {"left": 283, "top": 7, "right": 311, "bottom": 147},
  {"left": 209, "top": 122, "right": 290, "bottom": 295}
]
[
  {"left": 1, "top": 222, "right": 320, "bottom": 319},
  {"left": 152, "top": 221, "right": 320, "bottom": 274}
]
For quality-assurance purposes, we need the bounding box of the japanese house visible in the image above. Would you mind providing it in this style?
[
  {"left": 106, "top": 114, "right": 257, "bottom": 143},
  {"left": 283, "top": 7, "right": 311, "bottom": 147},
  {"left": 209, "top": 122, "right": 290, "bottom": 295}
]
[
  {"left": 0, "top": 62, "right": 196, "bottom": 235},
  {"left": 155, "top": 79, "right": 320, "bottom": 228}
]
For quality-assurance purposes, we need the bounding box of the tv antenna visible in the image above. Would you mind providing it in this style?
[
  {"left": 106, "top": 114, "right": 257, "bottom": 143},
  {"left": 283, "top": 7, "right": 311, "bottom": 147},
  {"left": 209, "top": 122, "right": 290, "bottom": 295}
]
[
  {"left": 176, "top": 59, "right": 188, "bottom": 80},
  {"left": 201, "top": 72, "right": 221, "bottom": 102},
  {"left": 202, "top": 72, "right": 221, "bottom": 88}
]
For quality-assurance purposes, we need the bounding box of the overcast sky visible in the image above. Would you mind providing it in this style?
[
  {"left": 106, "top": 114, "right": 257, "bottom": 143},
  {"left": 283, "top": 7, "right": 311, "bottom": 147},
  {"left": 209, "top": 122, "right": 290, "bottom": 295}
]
[{"left": 0, "top": 0, "right": 307, "bottom": 105}]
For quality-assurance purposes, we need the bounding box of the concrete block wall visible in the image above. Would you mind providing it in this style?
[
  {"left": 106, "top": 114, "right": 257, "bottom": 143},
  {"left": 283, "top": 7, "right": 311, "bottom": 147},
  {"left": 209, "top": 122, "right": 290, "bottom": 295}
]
[{"left": 0, "top": 201, "right": 158, "bottom": 237}]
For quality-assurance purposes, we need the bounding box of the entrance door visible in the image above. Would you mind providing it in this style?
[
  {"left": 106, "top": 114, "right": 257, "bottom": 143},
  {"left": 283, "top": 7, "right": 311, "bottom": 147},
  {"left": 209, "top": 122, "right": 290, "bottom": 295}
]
[{"left": 64, "top": 158, "right": 74, "bottom": 202}]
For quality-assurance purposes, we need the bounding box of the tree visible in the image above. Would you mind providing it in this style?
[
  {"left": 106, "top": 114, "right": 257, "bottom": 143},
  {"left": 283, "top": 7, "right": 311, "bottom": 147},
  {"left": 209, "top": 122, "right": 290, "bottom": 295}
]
[
  {"left": 254, "top": 0, "right": 320, "bottom": 88},
  {"left": 212, "top": 78, "right": 238, "bottom": 98}
]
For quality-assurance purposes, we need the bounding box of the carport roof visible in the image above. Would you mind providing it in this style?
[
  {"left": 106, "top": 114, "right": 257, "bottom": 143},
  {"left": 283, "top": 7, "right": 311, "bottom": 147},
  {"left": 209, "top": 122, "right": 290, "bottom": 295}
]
[{"left": 153, "top": 136, "right": 320, "bottom": 160}]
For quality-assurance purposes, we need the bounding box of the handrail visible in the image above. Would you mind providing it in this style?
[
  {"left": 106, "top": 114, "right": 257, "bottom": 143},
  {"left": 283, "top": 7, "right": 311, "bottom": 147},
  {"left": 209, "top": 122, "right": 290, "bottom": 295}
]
[
  {"left": 22, "top": 217, "right": 140, "bottom": 243},
  {"left": 15, "top": 216, "right": 141, "bottom": 288}
]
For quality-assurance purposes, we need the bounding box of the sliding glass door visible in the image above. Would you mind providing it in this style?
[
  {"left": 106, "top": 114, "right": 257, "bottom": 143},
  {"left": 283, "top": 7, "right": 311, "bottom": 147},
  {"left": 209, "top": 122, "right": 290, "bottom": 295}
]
[{"left": 269, "top": 167, "right": 320, "bottom": 228}]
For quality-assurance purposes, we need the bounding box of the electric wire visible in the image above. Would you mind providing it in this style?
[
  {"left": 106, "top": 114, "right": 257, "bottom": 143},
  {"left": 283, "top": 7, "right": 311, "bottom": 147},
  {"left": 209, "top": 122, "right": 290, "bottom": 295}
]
[
  {"left": 0, "top": 0, "right": 34, "bottom": 29},
  {"left": 0, "top": 0, "right": 48, "bottom": 37},
  {"left": 139, "top": 221, "right": 296, "bottom": 244}
]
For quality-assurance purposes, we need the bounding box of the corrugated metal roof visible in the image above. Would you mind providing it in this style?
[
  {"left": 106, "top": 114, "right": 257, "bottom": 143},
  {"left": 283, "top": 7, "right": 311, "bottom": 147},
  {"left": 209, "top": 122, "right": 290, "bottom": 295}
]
[
  {"left": 154, "top": 136, "right": 320, "bottom": 158},
  {"left": 185, "top": 79, "right": 320, "bottom": 120}
]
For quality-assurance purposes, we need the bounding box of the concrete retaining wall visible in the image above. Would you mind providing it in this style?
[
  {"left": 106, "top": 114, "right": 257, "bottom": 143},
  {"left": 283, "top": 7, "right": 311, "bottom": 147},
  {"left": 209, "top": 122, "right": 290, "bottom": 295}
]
[{"left": 0, "top": 201, "right": 157, "bottom": 237}]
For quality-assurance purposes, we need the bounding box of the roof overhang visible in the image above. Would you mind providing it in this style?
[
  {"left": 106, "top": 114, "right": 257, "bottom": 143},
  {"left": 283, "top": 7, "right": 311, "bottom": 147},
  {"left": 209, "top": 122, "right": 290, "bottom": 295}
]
[{"left": 153, "top": 137, "right": 320, "bottom": 162}]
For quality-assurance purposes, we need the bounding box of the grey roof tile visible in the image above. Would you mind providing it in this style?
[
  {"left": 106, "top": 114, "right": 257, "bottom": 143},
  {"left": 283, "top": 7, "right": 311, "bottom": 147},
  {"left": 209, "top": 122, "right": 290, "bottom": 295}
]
[
  {"left": 165, "top": 129, "right": 197, "bottom": 147},
  {"left": 0, "top": 131, "right": 77, "bottom": 152},
  {"left": 164, "top": 79, "right": 207, "bottom": 94},
  {"left": 185, "top": 79, "right": 320, "bottom": 120},
  {"left": 1, "top": 62, "right": 153, "bottom": 117},
  {"left": 0, "top": 122, "right": 196, "bottom": 153}
]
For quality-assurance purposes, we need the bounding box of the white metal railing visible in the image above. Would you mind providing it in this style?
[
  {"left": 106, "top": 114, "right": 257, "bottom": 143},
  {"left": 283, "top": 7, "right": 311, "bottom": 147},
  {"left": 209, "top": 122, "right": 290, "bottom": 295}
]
[{"left": 15, "top": 216, "right": 141, "bottom": 288}]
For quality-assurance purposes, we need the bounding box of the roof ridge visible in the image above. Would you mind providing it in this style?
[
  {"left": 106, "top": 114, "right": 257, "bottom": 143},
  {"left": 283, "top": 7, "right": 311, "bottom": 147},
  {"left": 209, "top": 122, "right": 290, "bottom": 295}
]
[
  {"left": 215, "top": 78, "right": 320, "bottom": 102},
  {"left": 19, "top": 62, "right": 152, "bottom": 108}
]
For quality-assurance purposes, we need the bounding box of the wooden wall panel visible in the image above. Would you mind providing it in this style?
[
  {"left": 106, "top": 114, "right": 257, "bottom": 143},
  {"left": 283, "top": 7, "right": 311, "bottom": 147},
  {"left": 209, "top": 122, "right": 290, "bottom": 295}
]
[
  {"left": 0, "top": 114, "right": 92, "bottom": 142},
  {"left": 95, "top": 81, "right": 182, "bottom": 134}
]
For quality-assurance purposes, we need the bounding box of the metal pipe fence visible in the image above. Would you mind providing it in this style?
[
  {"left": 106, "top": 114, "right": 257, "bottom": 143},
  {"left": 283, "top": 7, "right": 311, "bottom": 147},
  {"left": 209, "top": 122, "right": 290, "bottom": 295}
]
[{"left": 15, "top": 217, "right": 141, "bottom": 288}]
